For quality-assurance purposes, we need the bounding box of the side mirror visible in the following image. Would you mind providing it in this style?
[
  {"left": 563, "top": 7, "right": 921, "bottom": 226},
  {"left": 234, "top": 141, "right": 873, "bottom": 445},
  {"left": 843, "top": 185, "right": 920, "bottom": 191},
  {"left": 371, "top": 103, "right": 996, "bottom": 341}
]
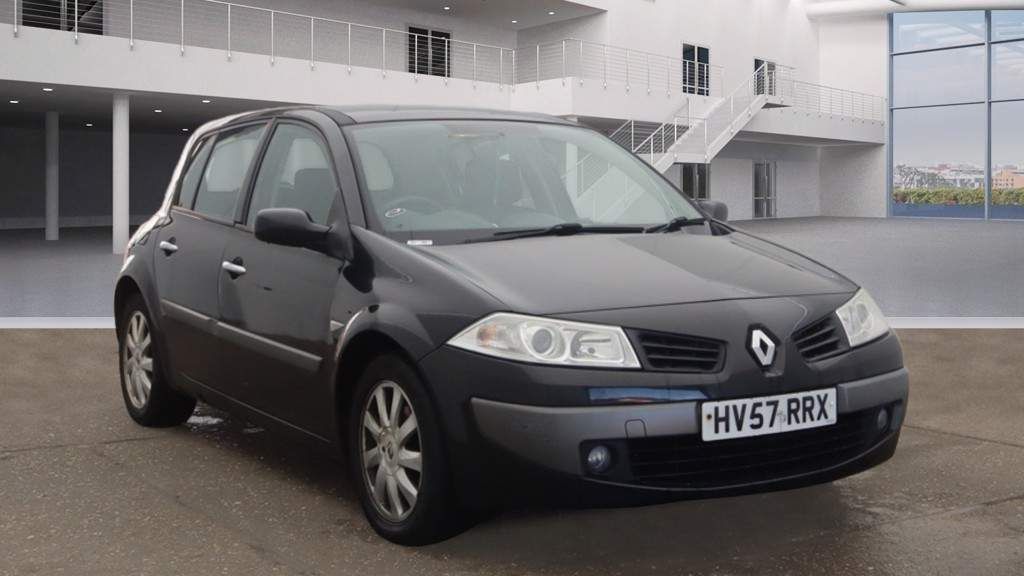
[
  {"left": 698, "top": 199, "right": 728, "bottom": 222},
  {"left": 254, "top": 208, "right": 331, "bottom": 250}
]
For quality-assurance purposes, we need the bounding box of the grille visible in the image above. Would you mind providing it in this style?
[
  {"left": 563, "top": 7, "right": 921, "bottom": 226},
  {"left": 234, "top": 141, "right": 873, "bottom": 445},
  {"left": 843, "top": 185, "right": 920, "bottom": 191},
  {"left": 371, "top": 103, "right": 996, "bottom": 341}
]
[
  {"left": 626, "top": 407, "right": 887, "bottom": 489},
  {"left": 632, "top": 330, "right": 725, "bottom": 373},
  {"left": 793, "top": 315, "right": 848, "bottom": 362}
]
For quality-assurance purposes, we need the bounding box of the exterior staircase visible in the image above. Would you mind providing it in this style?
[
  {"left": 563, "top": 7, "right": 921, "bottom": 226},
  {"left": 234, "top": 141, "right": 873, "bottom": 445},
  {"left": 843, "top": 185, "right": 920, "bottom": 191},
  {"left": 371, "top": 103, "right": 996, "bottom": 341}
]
[{"left": 625, "top": 63, "right": 784, "bottom": 171}]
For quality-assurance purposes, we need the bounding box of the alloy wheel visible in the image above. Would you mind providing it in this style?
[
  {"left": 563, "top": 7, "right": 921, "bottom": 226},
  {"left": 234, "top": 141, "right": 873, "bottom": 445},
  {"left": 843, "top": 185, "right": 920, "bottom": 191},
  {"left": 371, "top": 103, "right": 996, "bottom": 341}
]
[
  {"left": 360, "top": 380, "right": 422, "bottom": 522},
  {"left": 122, "top": 311, "right": 154, "bottom": 410}
]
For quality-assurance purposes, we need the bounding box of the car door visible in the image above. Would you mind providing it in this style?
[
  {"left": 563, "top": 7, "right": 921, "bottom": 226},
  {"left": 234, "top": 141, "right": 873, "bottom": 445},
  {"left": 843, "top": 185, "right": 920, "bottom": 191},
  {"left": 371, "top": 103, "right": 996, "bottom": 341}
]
[
  {"left": 216, "top": 119, "right": 345, "bottom": 433},
  {"left": 154, "top": 123, "right": 268, "bottom": 388}
]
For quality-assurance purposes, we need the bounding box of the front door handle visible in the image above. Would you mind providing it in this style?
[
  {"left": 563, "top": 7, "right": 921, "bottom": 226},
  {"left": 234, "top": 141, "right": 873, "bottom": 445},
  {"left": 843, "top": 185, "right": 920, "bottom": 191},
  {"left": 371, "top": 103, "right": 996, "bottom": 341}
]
[
  {"left": 159, "top": 240, "right": 178, "bottom": 255},
  {"left": 221, "top": 260, "right": 247, "bottom": 277}
]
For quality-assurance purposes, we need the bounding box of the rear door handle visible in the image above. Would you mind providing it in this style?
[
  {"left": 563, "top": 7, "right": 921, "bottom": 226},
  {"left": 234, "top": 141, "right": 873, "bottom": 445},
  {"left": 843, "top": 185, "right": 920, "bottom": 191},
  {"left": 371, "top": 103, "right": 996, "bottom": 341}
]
[
  {"left": 159, "top": 240, "right": 178, "bottom": 255},
  {"left": 221, "top": 260, "right": 247, "bottom": 277}
]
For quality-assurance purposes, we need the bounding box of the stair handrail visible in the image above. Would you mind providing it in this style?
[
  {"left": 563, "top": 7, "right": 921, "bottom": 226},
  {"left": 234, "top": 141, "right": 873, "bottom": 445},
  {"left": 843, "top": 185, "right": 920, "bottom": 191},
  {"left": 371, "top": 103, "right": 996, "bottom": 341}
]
[{"left": 636, "top": 62, "right": 771, "bottom": 168}]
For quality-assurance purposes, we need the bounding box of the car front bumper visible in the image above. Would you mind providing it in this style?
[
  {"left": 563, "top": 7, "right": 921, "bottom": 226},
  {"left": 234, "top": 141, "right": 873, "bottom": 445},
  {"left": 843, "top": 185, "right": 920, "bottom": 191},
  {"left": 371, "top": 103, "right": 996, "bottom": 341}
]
[{"left": 469, "top": 367, "right": 908, "bottom": 493}]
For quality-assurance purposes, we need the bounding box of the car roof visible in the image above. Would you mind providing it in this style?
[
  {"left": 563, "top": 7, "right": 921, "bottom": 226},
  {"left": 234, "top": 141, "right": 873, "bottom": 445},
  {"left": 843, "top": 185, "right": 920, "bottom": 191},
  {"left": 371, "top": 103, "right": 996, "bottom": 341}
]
[
  {"left": 320, "top": 105, "right": 577, "bottom": 126},
  {"left": 200, "top": 105, "right": 577, "bottom": 132}
]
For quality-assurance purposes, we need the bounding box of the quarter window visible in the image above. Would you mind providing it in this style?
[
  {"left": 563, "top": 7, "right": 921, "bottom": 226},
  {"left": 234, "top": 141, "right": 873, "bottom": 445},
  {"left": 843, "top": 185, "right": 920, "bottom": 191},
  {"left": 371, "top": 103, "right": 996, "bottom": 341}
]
[
  {"left": 192, "top": 124, "right": 266, "bottom": 222},
  {"left": 246, "top": 124, "right": 338, "bottom": 227},
  {"left": 176, "top": 137, "right": 214, "bottom": 209}
]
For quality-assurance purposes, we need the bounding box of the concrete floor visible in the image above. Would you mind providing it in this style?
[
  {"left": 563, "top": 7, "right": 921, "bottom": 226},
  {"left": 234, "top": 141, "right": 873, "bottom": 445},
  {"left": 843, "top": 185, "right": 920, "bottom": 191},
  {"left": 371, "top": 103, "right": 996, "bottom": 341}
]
[
  {"left": 0, "top": 228, "right": 121, "bottom": 317},
  {"left": 1, "top": 329, "right": 1022, "bottom": 575},
  {"left": 1, "top": 218, "right": 1022, "bottom": 319},
  {"left": 735, "top": 217, "right": 1024, "bottom": 318}
]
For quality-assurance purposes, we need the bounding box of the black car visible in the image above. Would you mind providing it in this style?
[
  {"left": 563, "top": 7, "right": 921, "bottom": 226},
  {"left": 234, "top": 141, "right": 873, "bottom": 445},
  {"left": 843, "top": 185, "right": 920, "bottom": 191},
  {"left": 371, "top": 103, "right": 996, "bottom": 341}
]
[{"left": 115, "top": 106, "right": 908, "bottom": 545}]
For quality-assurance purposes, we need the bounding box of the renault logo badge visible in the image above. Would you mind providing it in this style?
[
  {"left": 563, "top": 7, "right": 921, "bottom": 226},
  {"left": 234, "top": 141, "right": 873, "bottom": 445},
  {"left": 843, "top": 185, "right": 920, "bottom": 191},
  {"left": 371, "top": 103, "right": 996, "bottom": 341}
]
[{"left": 749, "top": 327, "right": 777, "bottom": 368}]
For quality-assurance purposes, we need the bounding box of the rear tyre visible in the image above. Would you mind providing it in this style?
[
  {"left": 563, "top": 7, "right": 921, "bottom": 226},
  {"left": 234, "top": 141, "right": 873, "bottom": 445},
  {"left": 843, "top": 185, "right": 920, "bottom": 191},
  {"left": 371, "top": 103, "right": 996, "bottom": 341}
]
[
  {"left": 348, "top": 354, "right": 460, "bottom": 545},
  {"left": 118, "top": 294, "right": 196, "bottom": 427}
]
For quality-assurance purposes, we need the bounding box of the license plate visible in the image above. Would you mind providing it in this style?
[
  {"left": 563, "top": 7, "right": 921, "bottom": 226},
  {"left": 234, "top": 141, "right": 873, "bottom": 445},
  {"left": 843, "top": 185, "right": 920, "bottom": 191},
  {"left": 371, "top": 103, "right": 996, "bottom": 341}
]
[{"left": 700, "top": 388, "right": 837, "bottom": 442}]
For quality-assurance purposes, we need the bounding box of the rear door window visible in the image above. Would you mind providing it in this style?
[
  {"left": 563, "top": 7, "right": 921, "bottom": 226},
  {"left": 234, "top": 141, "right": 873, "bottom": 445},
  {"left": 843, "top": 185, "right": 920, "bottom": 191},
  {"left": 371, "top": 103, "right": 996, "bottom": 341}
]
[{"left": 193, "top": 124, "right": 267, "bottom": 222}]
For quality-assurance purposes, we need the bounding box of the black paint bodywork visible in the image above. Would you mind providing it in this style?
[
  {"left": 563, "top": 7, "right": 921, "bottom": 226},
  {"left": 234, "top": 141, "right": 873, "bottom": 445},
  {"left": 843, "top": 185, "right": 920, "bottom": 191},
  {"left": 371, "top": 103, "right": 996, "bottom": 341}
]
[{"left": 115, "top": 106, "right": 906, "bottom": 506}]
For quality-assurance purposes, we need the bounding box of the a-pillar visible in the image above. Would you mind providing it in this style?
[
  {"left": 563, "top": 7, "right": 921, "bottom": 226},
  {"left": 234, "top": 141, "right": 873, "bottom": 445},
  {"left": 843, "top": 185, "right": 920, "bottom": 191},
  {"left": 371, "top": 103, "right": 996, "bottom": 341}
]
[
  {"left": 112, "top": 94, "right": 130, "bottom": 254},
  {"left": 45, "top": 111, "right": 59, "bottom": 241}
]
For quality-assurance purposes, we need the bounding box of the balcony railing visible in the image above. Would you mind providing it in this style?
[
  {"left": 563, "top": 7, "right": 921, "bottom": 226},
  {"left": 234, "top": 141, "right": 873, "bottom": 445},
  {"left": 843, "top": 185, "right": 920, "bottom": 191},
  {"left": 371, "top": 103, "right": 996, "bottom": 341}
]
[
  {"left": 514, "top": 39, "right": 724, "bottom": 96},
  {"left": 776, "top": 79, "right": 887, "bottom": 123},
  {"left": 4, "top": 0, "right": 724, "bottom": 96}
]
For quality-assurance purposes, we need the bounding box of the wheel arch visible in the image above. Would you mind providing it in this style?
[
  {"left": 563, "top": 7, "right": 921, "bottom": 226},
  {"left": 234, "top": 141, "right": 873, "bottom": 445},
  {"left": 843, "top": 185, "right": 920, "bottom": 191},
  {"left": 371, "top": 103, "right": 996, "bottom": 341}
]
[
  {"left": 113, "top": 275, "right": 144, "bottom": 336},
  {"left": 330, "top": 307, "right": 453, "bottom": 450}
]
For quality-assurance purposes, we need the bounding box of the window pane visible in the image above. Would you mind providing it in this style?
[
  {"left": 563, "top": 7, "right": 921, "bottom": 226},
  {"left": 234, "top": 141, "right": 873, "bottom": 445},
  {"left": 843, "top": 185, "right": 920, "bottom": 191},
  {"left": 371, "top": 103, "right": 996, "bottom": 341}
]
[
  {"left": 993, "top": 10, "right": 1024, "bottom": 41},
  {"left": 193, "top": 124, "right": 266, "bottom": 221},
  {"left": 993, "top": 41, "right": 1024, "bottom": 100},
  {"left": 991, "top": 101, "right": 1024, "bottom": 219},
  {"left": 892, "top": 104, "right": 985, "bottom": 218},
  {"left": 892, "top": 45, "right": 985, "bottom": 107},
  {"left": 247, "top": 124, "right": 337, "bottom": 227},
  {"left": 177, "top": 137, "right": 214, "bottom": 209},
  {"left": 893, "top": 11, "right": 985, "bottom": 53}
]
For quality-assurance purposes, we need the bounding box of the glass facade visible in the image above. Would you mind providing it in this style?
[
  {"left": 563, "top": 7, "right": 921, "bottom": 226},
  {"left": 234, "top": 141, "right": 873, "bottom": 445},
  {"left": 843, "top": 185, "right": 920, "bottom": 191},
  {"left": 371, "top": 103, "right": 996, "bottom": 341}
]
[{"left": 890, "top": 10, "right": 1024, "bottom": 219}]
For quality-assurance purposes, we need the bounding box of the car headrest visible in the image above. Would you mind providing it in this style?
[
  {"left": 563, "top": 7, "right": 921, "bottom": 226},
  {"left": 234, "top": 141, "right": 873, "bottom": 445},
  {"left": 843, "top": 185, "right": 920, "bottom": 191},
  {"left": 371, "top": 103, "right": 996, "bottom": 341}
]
[{"left": 294, "top": 168, "right": 333, "bottom": 195}]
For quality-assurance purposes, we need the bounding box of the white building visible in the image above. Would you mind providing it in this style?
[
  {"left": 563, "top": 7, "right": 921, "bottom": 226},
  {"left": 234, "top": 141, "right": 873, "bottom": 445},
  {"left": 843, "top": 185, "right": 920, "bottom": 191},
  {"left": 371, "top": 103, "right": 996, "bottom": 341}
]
[{"left": 4, "top": 0, "right": 1007, "bottom": 254}]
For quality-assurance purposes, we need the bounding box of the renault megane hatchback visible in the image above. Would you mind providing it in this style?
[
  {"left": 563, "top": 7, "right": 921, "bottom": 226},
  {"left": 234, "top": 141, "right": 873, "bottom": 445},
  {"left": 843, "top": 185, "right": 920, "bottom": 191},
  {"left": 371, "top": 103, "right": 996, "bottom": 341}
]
[{"left": 115, "top": 106, "right": 908, "bottom": 545}]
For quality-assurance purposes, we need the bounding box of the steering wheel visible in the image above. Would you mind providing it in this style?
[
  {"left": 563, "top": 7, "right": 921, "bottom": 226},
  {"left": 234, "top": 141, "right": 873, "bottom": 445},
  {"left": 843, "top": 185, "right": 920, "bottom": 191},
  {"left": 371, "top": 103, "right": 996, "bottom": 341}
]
[{"left": 381, "top": 195, "right": 445, "bottom": 216}]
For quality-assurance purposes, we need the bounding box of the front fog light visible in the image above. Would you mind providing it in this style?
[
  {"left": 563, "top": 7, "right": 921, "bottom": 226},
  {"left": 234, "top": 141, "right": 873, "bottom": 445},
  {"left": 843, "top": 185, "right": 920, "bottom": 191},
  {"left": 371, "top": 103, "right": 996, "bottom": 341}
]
[
  {"left": 586, "top": 445, "right": 612, "bottom": 473},
  {"left": 876, "top": 408, "right": 890, "bottom": 431}
]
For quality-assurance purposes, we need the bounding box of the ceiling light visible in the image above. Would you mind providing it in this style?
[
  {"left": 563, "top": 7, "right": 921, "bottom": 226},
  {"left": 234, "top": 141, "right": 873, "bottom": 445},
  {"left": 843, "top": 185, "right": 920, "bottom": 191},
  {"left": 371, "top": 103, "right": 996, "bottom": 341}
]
[
  {"left": 548, "top": 10, "right": 555, "bottom": 15},
  {"left": 85, "top": 123, "right": 93, "bottom": 127},
  {"left": 443, "top": 5, "right": 450, "bottom": 10},
  {"left": 201, "top": 99, "right": 211, "bottom": 103},
  {"left": 42, "top": 87, "right": 54, "bottom": 92},
  {"left": 511, "top": 19, "right": 518, "bottom": 23},
  {"left": 9, "top": 100, "right": 18, "bottom": 104},
  {"left": 182, "top": 128, "right": 189, "bottom": 132},
  {"left": 153, "top": 109, "right": 162, "bottom": 113}
]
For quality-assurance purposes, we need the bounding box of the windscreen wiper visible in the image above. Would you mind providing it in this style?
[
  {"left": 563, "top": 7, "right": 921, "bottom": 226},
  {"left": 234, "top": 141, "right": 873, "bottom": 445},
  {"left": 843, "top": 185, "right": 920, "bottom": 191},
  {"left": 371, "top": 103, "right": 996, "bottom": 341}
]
[
  {"left": 643, "top": 216, "right": 707, "bottom": 234},
  {"left": 463, "top": 223, "right": 644, "bottom": 243}
]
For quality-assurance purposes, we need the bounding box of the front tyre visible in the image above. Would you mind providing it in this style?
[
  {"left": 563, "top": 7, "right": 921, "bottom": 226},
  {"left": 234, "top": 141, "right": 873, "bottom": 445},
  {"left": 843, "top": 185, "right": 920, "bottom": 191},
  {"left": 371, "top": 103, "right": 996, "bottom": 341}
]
[
  {"left": 118, "top": 294, "right": 196, "bottom": 427},
  {"left": 349, "top": 355, "right": 459, "bottom": 545}
]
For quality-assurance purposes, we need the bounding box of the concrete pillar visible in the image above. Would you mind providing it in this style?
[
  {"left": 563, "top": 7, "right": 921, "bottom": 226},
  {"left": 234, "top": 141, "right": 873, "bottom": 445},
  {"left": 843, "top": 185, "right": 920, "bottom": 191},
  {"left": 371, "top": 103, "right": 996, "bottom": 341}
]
[
  {"left": 112, "top": 94, "right": 130, "bottom": 254},
  {"left": 45, "top": 111, "right": 60, "bottom": 241}
]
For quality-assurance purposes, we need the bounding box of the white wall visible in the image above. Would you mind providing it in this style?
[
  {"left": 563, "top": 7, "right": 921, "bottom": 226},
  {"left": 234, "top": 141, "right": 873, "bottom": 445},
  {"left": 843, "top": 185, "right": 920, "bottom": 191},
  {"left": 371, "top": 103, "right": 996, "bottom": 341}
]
[
  {"left": 817, "top": 15, "right": 889, "bottom": 97},
  {"left": 587, "top": 0, "right": 822, "bottom": 92},
  {"left": 709, "top": 140, "right": 823, "bottom": 221},
  {"left": 710, "top": 157, "right": 755, "bottom": 221},
  {"left": 819, "top": 144, "right": 887, "bottom": 218},
  {"left": 816, "top": 15, "right": 889, "bottom": 218}
]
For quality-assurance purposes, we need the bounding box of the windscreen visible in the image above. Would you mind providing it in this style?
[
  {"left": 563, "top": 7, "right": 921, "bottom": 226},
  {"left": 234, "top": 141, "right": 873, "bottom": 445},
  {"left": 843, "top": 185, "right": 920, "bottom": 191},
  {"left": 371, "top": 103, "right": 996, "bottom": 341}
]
[{"left": 345, "top": 120, "right": 702, "bottom": 243}]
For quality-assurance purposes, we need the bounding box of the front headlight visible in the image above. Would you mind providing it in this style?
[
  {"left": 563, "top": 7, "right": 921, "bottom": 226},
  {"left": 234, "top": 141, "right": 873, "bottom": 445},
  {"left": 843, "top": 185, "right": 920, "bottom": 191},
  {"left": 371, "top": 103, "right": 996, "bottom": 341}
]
[
  {"left": 447, "top": 313, "right": 641, "bottom": 369},
  {"left": 835, "top": 288, "right": 890, "bottom": 348}
]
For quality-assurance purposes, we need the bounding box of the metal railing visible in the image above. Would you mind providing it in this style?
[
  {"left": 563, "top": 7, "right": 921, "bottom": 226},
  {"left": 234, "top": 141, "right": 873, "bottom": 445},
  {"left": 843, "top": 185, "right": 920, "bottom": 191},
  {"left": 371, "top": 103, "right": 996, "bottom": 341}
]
[
  {"left": 635, "top": 63, "right": 778, "bottom": 168},
  {"left": 775, "top": 79, "right": 887, "bottom": 122},
  {"left": 628, "top": 63, "right": 887, "bottom": 169},
  {"left": 3, "top": 0, "right": 724, "bottom": 96},
  {"left": 513, "top": 38, "right": 724, "bottom": 96},
  {"left": 5, "top": 0, "right": 513, "bottom": 83}
]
